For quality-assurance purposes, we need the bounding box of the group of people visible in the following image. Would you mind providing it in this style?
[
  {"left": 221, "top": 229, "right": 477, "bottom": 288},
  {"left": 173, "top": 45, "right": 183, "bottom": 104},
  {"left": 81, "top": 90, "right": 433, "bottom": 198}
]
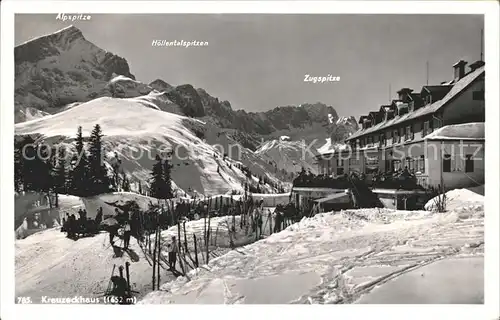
[
  {"left": 108, "top": 220, "right": 132, "bottom": 249},
  {"left": 249, "top": 199, "right": 265, "bottom": 237},
  {"left": 107, "top": 208, "right": 134, "bottom": 250},
  {"left": 61, "top": 208, "right": 103, "bottom": 239},
  {"left": 371, "top": 166, "right": 421, "bottom": 190},
  {"left": 273, "top": 203, "right": 299, "bottom": 232}
]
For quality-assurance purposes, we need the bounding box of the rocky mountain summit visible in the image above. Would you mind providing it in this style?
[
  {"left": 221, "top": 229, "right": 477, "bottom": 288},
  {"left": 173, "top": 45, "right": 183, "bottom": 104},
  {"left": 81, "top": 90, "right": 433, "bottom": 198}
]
[{"left": 15, "top": 25, "right": 134, "bottom": 122}]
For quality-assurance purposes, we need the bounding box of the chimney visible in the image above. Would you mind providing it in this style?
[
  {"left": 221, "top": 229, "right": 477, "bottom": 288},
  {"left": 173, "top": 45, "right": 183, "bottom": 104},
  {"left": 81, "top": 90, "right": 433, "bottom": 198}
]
[
  {"left": 469, "top": 60, "right": 485, "bottom": 72},
  {"left": 453, "top": 60, "right": 467, "bottom": 80},
  {"left": 397, "top": 88, "right": 413, "bottom": 101}
]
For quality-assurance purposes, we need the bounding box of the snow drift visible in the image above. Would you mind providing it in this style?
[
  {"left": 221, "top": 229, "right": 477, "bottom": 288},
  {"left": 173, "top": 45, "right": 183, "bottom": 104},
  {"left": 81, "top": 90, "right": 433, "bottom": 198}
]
[{"left": 425, "top": 186, "right": 484, "bottom": 212}]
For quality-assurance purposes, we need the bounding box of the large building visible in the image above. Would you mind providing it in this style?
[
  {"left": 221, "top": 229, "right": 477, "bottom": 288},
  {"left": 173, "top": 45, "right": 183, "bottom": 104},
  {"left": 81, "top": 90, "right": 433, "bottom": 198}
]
[{"left": 316, "top": 59, "right": 485, "bottom": 192}]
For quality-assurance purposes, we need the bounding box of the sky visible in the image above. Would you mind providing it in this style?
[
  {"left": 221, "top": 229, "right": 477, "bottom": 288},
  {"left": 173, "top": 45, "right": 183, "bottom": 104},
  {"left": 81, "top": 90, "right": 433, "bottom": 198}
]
[{"left": 14, "top": 14, "right": 483, "bottom": 118}]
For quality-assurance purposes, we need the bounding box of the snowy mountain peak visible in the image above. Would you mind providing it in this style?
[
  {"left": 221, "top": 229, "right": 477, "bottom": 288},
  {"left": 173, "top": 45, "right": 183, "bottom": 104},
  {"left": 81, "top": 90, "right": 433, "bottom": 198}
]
[
  {"left": 14, "top": 25, "right": 137, "bottom": 122},
  {"left": 15, "top": 25, "right": 85, "bottom": 63},
  {"left": 256, "top": 137, "right": 318, "bottom": 175},
  {"left": 317, "top": 115, "right": 359, "bottom": 154},
  {"left": 336, "top": 116, "right": 358, "bottom": 128}
]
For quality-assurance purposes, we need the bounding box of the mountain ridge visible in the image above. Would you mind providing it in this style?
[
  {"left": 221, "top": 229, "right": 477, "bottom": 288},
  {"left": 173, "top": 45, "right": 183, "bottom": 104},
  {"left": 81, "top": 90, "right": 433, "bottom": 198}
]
[
  {"left": 14, "top": 26, "right": 348, "bottom": 149},
  {"left": 14, "top": 25, "right": 359, "bottom": 191}
]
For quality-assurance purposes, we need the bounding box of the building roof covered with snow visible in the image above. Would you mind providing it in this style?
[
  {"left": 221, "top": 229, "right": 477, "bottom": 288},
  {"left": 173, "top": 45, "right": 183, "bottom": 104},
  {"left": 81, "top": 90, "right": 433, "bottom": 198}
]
[{"left": 424, "top": 122, "right": 484, "bottom": 141}]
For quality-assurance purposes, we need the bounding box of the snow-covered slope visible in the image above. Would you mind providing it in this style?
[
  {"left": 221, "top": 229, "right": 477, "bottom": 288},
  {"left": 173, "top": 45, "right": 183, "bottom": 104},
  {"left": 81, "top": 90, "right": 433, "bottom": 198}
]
[
  {"left": 140, "top": 204, "right": 484, "bottom": 304},
  {"left": 255, "top": 138, "right": 318, "bottom": 175},
  {"left": 14, "top": 191, "right": 278, "bottom": 302},
  {"left": 201, "top": 124, "right": 289, "bottom": 188},
  {"left": 317, "top": 116, "right": 359, "bottom": 155},
  {"left": 15, "top": 188, "right": 484, "bottom": 304},
  {"left": 15, "top": 95, "right": 280, "bottom": 196},
  {"left": 329, "top": 116, "right": 359, "bottom": 137}
]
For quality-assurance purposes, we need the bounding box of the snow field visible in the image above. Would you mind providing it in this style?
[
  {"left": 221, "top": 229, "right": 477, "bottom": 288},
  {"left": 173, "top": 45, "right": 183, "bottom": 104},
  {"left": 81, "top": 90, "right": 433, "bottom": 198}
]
[{"left": 140, "top": 204, "right": 484, "bottom": 304}]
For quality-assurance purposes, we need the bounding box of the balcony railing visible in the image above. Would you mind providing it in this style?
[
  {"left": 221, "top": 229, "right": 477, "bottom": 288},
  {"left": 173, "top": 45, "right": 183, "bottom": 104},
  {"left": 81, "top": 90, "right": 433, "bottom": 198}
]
[
  {"left": 293, "top": 174, "right": 352, "bottom": 189},
  {"left": 416, "top": 174, "right": 430, "bottom": 189},
  {"left": 371, "top": 171, "right": 426, "bottom": 191}
]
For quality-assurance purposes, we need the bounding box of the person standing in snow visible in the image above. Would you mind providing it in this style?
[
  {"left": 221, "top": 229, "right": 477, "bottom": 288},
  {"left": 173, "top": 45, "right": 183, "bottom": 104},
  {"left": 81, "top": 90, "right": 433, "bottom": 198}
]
[
  {"left": 274, "top": 207, "right": 282, "bottom": 233},
  {"left": 68, "top": 214, "right": 77, "bottom": 238},
  {"left": 61, "top": 217, "right": 67, "bottom": 232},
  {"left": 123, "top": 220, "right": 131, "bottom": 250},
  {"left": 167, "top": 236, "right": 178, "bottom": 270},
  {"left": 95, "top": 207, "right": 103, "bottom": 226},
  {"left": 256, "top": 199, "right": 264, "bottom": 237},
  {"left": 109, "top": 224, "right": 119, "bottom": 246}
]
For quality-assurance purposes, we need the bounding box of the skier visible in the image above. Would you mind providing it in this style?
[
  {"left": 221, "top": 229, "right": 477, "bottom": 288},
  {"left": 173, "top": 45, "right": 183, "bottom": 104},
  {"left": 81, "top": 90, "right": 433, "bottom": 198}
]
[
  {"left": 68, "top": 214, "right": 77, "bottom": 238},
  {"left": 274, "top": 207, "right": 282, "bottom": 233},
  {"left": 61, "top": 216, "right": 67, "bottom": 232},
  {"left": 81, "top": 209, "right": 87, "bottom": 221},
  {"left": 257, "top": 210, "right": 263, "bottom": 237},
  {"left": 95, "top": 207, "right": 103, "bottom": 226},
  {"left": 123, "top": 220, "right": 131, "bottom": 250},
  {"left": 109, "top": 224, "right": 119, "bottom": 247},
  {"left": 167, "top": 236, "right": 178, "bottom": 270}
]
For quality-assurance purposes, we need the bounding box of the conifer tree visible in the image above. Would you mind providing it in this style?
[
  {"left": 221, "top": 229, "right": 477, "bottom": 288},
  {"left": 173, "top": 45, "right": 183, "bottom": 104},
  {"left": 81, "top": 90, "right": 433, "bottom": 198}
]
[
  {"left": 110, "top": 152, "right": 122, "bottom": 192},
  {"left": 31, "top": 144, "right": 51, "bottom": 193},
  {"left": 162, "top": 157, "right": 173, "bottom": 199},
  {"left": 32, "top": 144, "right": 56, "bottom": 207},
  {"left": 54, "top": 146, "right": 68, "bottom": 195},
  {"left": 14, "top": 138, "right": 23, "bottom": 192},
  {"left": 121, "top": 174, "right": 131, "bottom": 192},
  {"left": 48, "top": 146, "right": 60, "bottom": 207},
  {"left": 150, "top": 155, "right": 164, "bottom": 199},
  {"left": 14, "top": 136, "right": 37, "bottom": 192},
  {"left": 88, "top": 124, "right": 110, "bottom": 195},
  {"left": 69, "top": 126, "right": 89, "bottom": 196}
]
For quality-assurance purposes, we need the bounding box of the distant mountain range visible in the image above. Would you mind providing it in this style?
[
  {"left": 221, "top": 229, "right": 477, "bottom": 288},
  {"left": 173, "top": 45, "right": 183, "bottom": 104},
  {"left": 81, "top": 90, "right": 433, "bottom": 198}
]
[{"left": 14, "top": 25, "right": 358, "bottom": 193}]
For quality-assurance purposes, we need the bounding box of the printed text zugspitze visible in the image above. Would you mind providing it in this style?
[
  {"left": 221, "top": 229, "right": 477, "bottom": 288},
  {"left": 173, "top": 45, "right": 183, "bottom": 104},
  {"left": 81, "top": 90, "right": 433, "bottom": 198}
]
[{"left": 304, "top": 74, "right": 340, "bottom": 83}]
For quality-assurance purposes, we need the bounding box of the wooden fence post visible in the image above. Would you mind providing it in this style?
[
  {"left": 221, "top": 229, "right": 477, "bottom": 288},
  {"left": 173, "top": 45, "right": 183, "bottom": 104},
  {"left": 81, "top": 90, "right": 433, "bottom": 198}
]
[
  {"left": 269, "top": 209, "right": 272, "bottom": 235},
  {"left": 152, "top": 226, "right": 157, "bottom": 290},
  {"left": 177, "top": 220, "right": 186, "bottom": 275},
  {"left": 206, "top": 212, "right": 211, "bottom": 264},
  {"left": 183, "top": 221, "right": 188, "bottom": 252},
  {"left": 193, "top": 233, "right": 199, "bottom": 267},
  {"left": 157, "top": 223, "right": 161, "bottom": 289}
]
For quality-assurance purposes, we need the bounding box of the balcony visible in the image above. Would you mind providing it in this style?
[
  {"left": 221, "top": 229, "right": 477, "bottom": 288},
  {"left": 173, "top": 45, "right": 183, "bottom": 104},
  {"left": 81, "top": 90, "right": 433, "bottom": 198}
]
[
  {"left": 371, "top": 171, "right": 426, "bottom": 191},
  {"left": 416, "top": 174, "right": 430, "bottom": 189},
  {"left": 293, "top": 174, "right": 352, "bottom": 189}
]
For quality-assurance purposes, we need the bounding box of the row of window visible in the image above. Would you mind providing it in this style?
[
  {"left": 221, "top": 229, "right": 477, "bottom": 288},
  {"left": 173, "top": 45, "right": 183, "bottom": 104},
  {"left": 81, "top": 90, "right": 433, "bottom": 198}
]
[
  {"left": 354, "top": 119, "right": 436, "bottom": 148},
  {"left": 323, "top": 155, "right": 474, "bottom": 174}
]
